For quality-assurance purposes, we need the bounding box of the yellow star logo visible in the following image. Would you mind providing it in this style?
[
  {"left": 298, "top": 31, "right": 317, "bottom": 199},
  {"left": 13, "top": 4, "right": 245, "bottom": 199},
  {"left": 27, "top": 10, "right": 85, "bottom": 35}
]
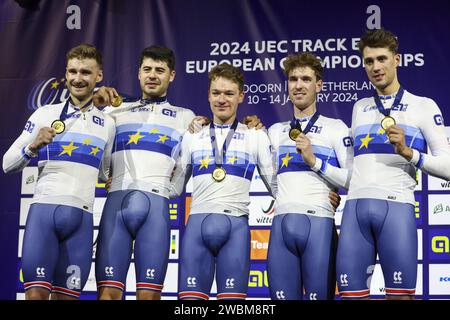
[
  {"left": 89, "top": 146, "right": 100, "bottom": 156},
  {"left": 156, "top": 134, "right": 169, "bottom": 144},
  {"left": 281, "top": 152, "right": 293, "bottom": 168},
  {"left": 150, "top": 128, "right": 159, "bottom": 134},
  {"left": 51, "top": 80, "right": 59, "bottom": 89},
  {"left": 59, "top": 141, "right": 79, "bottom": 157},
  {"left": 82, "top": 138, "right": 92, "bottom": 145},
  {"left": 127, "top": 131, "right": 145, "bottom": 145},
  {"left": 227, "top": 156, "right": 238, "bottom": 165},
  {"left": 199, "top": 155, "right": 213, "bottom": 170},
  {"left": 358, "top": 133, "right": 374, "bottom": 150}
]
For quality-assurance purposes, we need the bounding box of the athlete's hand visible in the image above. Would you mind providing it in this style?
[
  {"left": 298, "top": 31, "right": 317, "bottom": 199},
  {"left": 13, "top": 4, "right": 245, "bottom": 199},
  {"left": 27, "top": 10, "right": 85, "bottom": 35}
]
[
  {"left": 29, "top": 127, "right": 56, "bottom": 153},
  {"left": 188, "top": 116, "right": 211, "bottom": 133},
  {"left": 93, "top": 86, "right": 119, "bottom": 107},
  {"left": 105, "top": 177, "right": 112, "bottom": 193},
  {"left": 385, "top": 125, "right": 413, "bottom": 161},
  {"left": 329, "top": 190, "right": 341, "bottom": 211},
  {"left": 295, "top": 133, "right": 316, "bottom": 167},
  {"left": 242, "top": 115, "right": 265, "bottom": 130}
]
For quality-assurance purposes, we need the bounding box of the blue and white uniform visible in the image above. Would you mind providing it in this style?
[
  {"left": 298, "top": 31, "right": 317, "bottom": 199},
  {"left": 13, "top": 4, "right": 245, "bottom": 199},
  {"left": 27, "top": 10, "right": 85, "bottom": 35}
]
[
  {"left": 337, "top": 90, "right": 450, "bottom": 298},
  {"left": 267, "top": 115, "right": 352, "bottom": 300},
  {"left": 3, "top": 100, "right": 115, "bottom": 298},
  {"left": 171, "top": 123, "right": 275, "bottom": 300},
  {"left": 95, "top": 98, "right": 195, "bottom": 293}
]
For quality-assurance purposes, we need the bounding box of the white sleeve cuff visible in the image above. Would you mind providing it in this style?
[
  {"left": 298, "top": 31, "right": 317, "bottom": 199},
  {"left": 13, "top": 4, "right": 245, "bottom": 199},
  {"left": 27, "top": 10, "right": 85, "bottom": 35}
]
[
  {"left": 311, "top": 157, "right": 322, "bottom": 172},
  {"left": 24, "top": 144, "right": 38, "bottom": 158},
  {"left": 409, "top": 149, "right": 421, "bottom": 166}
]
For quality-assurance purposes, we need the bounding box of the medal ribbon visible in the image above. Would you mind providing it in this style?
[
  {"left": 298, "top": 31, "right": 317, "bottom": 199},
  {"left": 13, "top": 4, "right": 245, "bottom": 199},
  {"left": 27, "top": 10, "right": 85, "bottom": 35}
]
[
  {"left": 139, "top": 96, "right": 167, "bottom": 106},
  {"left": 290, "top": 111, "right": 321, "bottom": 135},
  {"left": 59, "top": 97, "right": 93, "bottom": 121},
  {"left": 210, "top": 119, "right": 239, "bottom": 167},
  {"left": 373, "top": 87, "right": 404, "bottom": 117}
]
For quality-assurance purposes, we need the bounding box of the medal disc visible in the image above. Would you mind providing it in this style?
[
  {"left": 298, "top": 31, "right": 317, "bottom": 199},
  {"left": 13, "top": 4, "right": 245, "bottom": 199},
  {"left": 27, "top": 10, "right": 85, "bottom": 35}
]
[
  {"left": 212, "top": 167, "right": 226, "bottom": 182},
  {"left": 51, "top": 120, "right": 66, "bottom": 134},
  {"left": 111, "top": 95, "right": 123, "bottom": 108},
  {"left": 289, "top": 128, "right": 302, "bottom": 141},
  {"left": 381, "top": 116, "right": 396, "bottom": 130}
]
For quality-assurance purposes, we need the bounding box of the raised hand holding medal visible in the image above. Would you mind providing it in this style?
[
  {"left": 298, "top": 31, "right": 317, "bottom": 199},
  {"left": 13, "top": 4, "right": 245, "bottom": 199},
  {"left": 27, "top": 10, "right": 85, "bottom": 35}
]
[
  {"left": 51, "top": 97, "right": 93, "bottom": 135},
  {"left": 374, "top": 87, "right": 414, "bottom": 159},
  {"left": 111, "top": 95, "right": 123, "bottom": 107},
  {"left": 289, "top": 119, "right": 302, "bottom": 141},
  {"left": 28, "top": 101, "right": 75, "bottom": 154},
  {"left": 374, "top": 87, "right": 404, "bottom": 130},
  {"left": 28, "top": 127, "right": 57, "bottom": 156},
  {"left": 51, "top": 99, "right": 71, "bottom": 135},
  {"left": 381, "top": 115, "right": 396, "bottom": 130},
  {"left": 51, "top": 120, "right": 66, "bottom": 134},
  {"left": 289, "top": 111, "right": 320, "bottom": 141},
  {"left": 92, "top": 86, "right": 122, "bottom": 108},
  {"left": 291, "top": 112, "right": 320, "bottom": 167}
]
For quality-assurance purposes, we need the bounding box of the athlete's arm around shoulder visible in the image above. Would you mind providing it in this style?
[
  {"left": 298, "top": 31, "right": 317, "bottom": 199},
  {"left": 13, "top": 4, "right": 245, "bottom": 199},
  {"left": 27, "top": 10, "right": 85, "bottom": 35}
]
[
  {"left": 267, "top": 122, "right": 283, "bottom": 151},
  {"left": 254, "top": 127, "right": 277, "bottom": 197},
  {"left": 410, "top": 97, "right": 450, "bottom": 180},
  {"left": 98, "top": 113, "right": 116, "bottom": 182},
  {"left": 181, "top": 107, "right": 196, "bottom": 132},
  {"left": 305, "top": 118, "right": 353, "bottom": 189},
  {"left": 327, "top": 118, "right": 353, "bottom": 189},
  {"left": 349, "top": 97, "right": 371, "bottom": 136},
  {"left": 169, "top": 130, "right": 194, "bottom": 198},
  {"left": 3, "top": 106, "right": 55, "bottom": 174}
]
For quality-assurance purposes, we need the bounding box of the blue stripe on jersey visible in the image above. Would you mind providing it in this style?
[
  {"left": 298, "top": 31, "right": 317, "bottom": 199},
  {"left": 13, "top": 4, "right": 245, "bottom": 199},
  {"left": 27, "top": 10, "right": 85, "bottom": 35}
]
[
  {"left": 354, "top": 124, "right": 426, "bottom": 156},
  {"left": 354, "top": 123, "right": 424, "bottom": 139},
  {"left": 279, "top": 145, "right": 338, "bottom": 159},
  {"left": 192, "top": 150, "right": 252, "bottom": 165},
  {"left": 277, "top": 145, "right": 339, "bottom": 174},
  {"left": 113, "top": 131, "right": 178, "bottom": 157},
  {"left": 38, "top": 141, "right": 104, "bottom": 168},
  {"left": 192, "top": 163, "right": 255, "bottom": 181},
  {"left": 191, "top": 151, "right": 255, "bottom": 180},
  {"left": 53, "top": 132, "right": 107, "bottom": 148},
  {"left": 116, "top": 124, "right": 182, "bottom": 142}
]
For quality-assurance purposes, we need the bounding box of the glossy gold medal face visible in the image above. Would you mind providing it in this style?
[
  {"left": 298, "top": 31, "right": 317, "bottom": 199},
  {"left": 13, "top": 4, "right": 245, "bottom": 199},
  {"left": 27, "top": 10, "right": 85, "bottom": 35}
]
[
  {"left": 212, "top": 167, "right": 226, "bottom": 182},
  {"left": 381, "top": 116, "right": 396, "bottom": 130},
  {"left": 51, "top": 120, "right": 66, "bottom": 134},
  {"left": 111, "top": 95, "right": 123, "bottom": 107},
  {"left": 289, "top": 128, "right": 302, "bottom": 141}
]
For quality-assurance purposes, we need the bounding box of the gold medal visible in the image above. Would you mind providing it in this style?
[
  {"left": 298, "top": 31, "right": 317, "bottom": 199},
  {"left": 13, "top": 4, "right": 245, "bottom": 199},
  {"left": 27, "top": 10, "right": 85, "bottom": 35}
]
[
  {"left": 289, "top": 128, "right": 302, "bottom": 141},
  {"left": 111, "top": 95, "right": 123, "bottom": 108},
  {"left": 51, "top": 120, "right": 66, "bottom": 134},
  {"left": 381, "top": 116, "right": 396, "bottom": 130},
  {"left": 212, "top": 167, "right": 226, "bottom": 182}
]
